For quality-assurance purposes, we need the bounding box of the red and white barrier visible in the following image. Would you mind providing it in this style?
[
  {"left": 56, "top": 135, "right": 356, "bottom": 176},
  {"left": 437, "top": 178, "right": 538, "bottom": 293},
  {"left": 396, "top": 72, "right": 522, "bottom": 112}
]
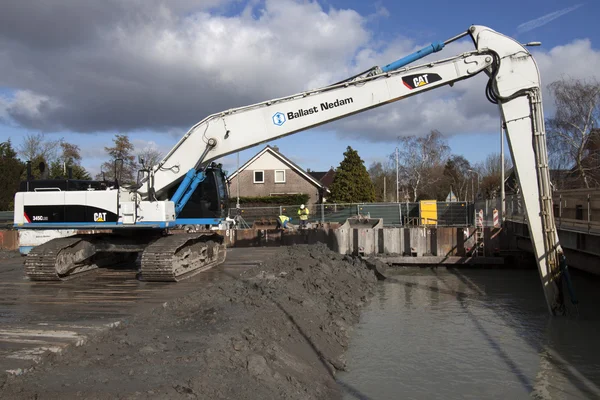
[
  {"left": 493, "top": 208, "right": 500, "bottom": 227},
  {"left": 477, "top": 210, "right": 484, "bottom": 227}
]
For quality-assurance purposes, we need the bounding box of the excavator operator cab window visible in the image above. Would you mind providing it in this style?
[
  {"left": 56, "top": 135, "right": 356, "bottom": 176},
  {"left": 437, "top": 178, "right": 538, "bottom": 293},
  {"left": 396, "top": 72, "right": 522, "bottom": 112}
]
[{"left": 173, "top": 167, "right": 229, "bottom": 219}]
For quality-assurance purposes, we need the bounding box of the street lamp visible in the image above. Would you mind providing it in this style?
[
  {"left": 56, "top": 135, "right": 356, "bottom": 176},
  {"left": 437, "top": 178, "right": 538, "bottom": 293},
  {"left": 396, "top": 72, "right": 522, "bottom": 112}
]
[
  {"left": 395, "top": 146, "right": 399, "bottom": 203},
  {"left": 467, "top": 169, "right": 479, "bottom": 203}
]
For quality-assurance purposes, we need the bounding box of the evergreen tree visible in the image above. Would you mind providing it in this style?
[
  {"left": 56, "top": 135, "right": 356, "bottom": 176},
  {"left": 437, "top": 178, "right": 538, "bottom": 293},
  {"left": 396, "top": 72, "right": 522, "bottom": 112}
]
[
  {"left": 329, "top": 146, "right": 375, "bottom": 203},
  {"left": 96, "top": 134, "right": 138, "bottom": 184},
  {"left": 0, "top": 140, "right": 25, "bottom": 210}
]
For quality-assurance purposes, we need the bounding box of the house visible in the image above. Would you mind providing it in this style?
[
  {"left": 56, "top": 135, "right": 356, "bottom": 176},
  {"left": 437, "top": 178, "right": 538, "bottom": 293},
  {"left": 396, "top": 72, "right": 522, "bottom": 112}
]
[
  {"left": 227, "top": 145, "right": 329, "bottom": 204},
  {"left": 308, "top": 168, "right": 336, "bottom": 202}
]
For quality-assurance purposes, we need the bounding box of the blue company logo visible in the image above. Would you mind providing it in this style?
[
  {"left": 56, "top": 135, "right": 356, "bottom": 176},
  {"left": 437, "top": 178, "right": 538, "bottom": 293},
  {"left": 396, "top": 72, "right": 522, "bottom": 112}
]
[{"left": 272, "top": 112, "right": 286, "bottom": 126}]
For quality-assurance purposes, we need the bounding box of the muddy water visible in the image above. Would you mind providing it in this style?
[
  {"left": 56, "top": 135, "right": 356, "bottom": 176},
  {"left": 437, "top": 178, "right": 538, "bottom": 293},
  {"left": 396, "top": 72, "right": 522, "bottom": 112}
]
[{"left": 337, "top": 267, "right": 600, "bottom": 400}]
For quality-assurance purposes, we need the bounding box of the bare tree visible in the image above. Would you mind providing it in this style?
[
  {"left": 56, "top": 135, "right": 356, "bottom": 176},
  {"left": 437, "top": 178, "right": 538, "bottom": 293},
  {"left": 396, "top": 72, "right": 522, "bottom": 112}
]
[
  {"left": 546, "top": 77, "right": 600, "bottom": 188},
  {"left": 394, "top": 130, "right": 450, "bottom": 201},
  {"left": 97, "top": 134, "right": 138, "bottom": 184},
  {"left": 17, "top": 132, "right": 63, "bottom": 164},
  {"left": 368, "top": 160, "right": 395, "bottom": 202},
  {"left": 136, "top": 144, "right": 164, "bottom": 170},
  {"left": 443, "top": 155, "right": 471, "bottom": 201},
  {"left": 473, "top": 152, "right": 513, "bottom": 199},
  {"left": 49, "top": 142, "right": 91, "bottom": 180}
]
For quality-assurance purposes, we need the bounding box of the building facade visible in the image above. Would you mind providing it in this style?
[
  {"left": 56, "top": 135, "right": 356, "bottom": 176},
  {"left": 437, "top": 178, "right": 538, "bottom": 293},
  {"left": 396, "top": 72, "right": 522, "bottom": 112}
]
[{"left": 227, "top": 146, "right": 327, "bottom": 204}]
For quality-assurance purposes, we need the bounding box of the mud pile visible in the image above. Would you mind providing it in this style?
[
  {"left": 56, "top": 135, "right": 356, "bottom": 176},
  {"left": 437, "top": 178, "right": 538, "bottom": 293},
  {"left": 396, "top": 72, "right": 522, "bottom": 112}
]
[{"left": 1, "top": 243, "right": 378, "bottom": 399}]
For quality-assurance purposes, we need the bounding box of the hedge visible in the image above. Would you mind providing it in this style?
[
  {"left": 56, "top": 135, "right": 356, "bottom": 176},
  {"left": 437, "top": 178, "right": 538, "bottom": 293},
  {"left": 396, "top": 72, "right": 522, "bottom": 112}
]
[{"left": 229, "top": 194, "right": 310, "bottom": 206}]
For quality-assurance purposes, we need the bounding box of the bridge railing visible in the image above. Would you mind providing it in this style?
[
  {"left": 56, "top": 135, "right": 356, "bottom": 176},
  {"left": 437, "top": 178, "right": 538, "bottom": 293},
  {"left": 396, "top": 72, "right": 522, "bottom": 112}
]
[{"left": 504, "top": 193, "right": 600, "bottom": 235}]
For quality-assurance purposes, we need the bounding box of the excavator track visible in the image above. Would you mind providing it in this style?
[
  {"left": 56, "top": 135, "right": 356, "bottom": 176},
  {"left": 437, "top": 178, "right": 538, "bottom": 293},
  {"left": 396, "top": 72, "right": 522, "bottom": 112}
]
[
  {"left": 139, "top": 232, "right": 226, "bottom": 282},
  {"left": 24, "top": 236, "right": 99, "bottom": 281}
]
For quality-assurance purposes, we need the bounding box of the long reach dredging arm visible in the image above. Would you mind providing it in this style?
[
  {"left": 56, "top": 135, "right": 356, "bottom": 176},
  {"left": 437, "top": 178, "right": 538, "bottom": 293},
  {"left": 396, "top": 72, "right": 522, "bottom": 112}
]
[{"left": 15, "top": 25, "right": 572, "bottom": 315}]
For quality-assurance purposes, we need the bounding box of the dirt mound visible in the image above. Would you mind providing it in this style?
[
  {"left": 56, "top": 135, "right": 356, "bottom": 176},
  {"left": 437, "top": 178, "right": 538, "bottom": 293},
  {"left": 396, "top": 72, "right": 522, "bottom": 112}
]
[{"left": 1, "top": 243, "right": 378, "bottom": 399}]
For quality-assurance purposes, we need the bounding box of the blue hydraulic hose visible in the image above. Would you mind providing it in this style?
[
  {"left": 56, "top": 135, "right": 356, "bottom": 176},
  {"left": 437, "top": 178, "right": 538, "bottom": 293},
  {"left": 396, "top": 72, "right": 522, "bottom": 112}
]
[
  {"left": 175, "top": 172, "right": 206, "bottom": 215},
  {"left": 381, "top": 41, "right": 445, "bottom": 72},
  {"left": 171, "top": 168, "right": 196, "bottom": 205}
]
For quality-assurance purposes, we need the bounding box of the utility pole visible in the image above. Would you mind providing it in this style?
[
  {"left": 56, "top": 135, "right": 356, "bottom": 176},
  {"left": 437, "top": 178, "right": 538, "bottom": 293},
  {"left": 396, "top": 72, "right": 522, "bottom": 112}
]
[
  {"left": 471, "top": 174, "right": 475, "bottom": 203},
  {"left": 468, "top": 169, "right": 478, "bottom": 203},
  {"left": 395, "top": 147, "right": 399, "bottom": 203},
  {"left": 501, "top": 120, "right": 506, "bottom": 221},
  {"left": 383, "top": 176, "right": 386, "bottom": 202},
  {"left": 236, "top": 152, "right": 240, "bottom": 209}
]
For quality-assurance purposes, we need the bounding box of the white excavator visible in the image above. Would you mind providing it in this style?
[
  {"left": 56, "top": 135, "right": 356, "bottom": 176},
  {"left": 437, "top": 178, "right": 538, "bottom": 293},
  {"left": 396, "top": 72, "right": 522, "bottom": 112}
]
[{"left": 13, "top": 25, "right": 573, "bottom": 315}]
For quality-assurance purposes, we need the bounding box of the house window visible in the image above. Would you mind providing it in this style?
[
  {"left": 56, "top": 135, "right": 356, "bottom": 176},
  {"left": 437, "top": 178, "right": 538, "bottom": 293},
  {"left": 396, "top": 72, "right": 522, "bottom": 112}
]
[
  {"left": 275, "top": 170, "right": 286, "bottom": 183},
  {"left": 254, "top": 170, "right": 264, "bottom": 183}
]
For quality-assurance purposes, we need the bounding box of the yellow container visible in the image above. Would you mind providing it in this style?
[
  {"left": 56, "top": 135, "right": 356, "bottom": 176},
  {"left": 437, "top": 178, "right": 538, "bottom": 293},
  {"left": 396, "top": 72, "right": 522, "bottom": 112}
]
[{"left": 420, "top": 200, "right": 437, "bottom": 225}]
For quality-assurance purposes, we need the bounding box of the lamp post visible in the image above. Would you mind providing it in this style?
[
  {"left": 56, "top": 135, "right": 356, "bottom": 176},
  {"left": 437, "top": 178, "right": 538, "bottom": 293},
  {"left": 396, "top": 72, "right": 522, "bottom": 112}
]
[
  {"left": 468, "top": 169, "right": 479, "bottom": 203},
  {"left": 236, "top": 152, "right": 240, "bottom": 209},
  {"left": 501, "top": 121, "right": 506, "bottom": 221},
  {"left": 395, "top": 146, "right": 399, "bottom": 203}
]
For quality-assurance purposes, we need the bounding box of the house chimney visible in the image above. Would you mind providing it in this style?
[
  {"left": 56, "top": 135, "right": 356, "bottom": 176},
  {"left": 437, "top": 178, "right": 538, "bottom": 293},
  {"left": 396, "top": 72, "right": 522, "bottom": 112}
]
[{"left": 272, "top": 145, "right": 279, "bottom": 152}]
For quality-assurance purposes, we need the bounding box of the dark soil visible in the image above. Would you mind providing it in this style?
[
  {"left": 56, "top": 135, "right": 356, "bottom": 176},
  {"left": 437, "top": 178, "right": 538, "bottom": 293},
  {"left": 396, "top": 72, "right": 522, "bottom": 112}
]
[
  {"left": 1, "top": 243, "right": 378, "bottom": 399},
  {"left": 0, "top": 249, "right": 21, "bottom": 259}
]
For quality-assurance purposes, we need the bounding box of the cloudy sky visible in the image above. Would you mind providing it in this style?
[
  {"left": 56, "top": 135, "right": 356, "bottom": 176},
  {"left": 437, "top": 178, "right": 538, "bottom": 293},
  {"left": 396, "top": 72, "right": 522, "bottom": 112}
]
[{"left": 0, "top": 0, "right": 598, "bottom": 176}]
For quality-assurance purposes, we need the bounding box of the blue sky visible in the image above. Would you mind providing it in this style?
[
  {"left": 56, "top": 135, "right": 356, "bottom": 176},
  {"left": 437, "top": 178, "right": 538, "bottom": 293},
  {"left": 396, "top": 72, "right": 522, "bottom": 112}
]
[{"left": 1, "top": 0, "right": 597, "bottom": 176}]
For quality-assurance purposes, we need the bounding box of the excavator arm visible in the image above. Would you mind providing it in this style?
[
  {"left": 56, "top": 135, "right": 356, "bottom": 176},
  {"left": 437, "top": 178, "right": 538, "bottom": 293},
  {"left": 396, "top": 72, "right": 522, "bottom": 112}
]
[{"left": 142, "top": 38, "right": 494, "bottom": 199}]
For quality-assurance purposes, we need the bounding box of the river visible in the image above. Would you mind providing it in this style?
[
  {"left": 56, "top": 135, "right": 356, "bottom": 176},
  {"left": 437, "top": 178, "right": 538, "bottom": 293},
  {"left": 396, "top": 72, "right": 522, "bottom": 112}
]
[{"left": 337, "top": 266, "right": 600, "bottom": 399}]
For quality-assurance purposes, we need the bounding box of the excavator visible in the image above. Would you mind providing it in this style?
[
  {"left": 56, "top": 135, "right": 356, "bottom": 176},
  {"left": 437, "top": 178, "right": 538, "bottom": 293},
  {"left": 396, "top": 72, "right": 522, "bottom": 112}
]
[{"left": 13, "top": 25, "right": 572, "bottom": 315}]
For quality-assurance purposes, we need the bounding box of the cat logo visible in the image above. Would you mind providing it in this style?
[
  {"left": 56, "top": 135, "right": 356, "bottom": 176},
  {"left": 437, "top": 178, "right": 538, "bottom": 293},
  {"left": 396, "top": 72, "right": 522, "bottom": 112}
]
[
  {"left": 94, "top": 212, "right": 107, "bottom": 222},
  {"left": 402, "top": 73, "right": 442, "bottom": 90}
]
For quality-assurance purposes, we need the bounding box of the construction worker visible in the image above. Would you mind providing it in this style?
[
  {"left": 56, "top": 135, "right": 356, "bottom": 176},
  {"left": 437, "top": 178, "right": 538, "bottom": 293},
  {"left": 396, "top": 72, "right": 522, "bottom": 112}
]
[
  {"left": 298, "top": 204, "right": 309, "bottom": 228},
  {"left": 276, "top": 215, "right": 291, "bottom": 230}
]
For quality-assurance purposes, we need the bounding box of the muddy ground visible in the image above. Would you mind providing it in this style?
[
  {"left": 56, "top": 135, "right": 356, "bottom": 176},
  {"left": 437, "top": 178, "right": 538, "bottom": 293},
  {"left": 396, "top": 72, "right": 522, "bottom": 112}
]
[
  {"left": 0, "top": 249, "right": 21, "bottom": 259},
  {"left": 1, "top": 243, "right": 379, "bottom": 399}
]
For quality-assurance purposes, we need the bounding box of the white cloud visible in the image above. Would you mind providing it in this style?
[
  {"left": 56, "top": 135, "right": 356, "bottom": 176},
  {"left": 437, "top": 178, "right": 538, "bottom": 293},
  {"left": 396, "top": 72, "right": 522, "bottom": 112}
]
[
  {"left": 0, "top": 0, "right": 598, "bottom": 147},
  {"left": 0, "top": 0, "right": 373, "bottom": 132},
  {"left": 516, "top": 4, "right": 583, "bottom": 34},
  {"left": 0, "top": 96, "right": 8, "bottom": 121}
]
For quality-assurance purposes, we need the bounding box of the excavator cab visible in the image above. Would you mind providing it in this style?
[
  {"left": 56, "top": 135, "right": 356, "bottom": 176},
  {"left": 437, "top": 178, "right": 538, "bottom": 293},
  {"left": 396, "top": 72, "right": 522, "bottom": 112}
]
[{"left": 168, "top": 163, "right": 230, "bottom": 222}]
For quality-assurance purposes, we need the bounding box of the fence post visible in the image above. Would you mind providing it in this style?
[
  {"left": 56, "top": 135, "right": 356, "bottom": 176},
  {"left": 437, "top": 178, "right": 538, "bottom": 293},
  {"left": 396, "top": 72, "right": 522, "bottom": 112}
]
[
  {"left": 398, "top": 203, "right": 402, "bottom": 226},
  {"left": 321, "top": 203, "right": 325, "bottom": 225},
  {"left": 356, "top": 204, "right": 360, "bottom": 217},
  {"left": 466, "top": 202, "right": 469, "bottom": 226},
  {"left": 279, "top": 206, "right": 282, "bottom": 216},
  {"left": 559, "top": 194, "right": 562, "bottom": 229},
  {"left": 588, "top": 193, "right": 591, "bottom": 233}
]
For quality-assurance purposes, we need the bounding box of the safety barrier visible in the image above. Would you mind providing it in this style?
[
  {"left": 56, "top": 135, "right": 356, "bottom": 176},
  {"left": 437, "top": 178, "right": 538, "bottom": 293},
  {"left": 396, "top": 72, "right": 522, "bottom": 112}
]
[{"left": 231, "top": 201, "right": 471, "bottom": 228}]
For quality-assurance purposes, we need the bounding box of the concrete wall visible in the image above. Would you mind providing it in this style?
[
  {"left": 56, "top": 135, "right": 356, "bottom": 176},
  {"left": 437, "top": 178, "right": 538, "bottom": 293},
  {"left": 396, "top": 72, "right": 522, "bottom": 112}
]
[
  {"left": 331, "top": 226, "right": 469, "bottom": 257},
  {"left": 505, "top": 220, "right": 600, "bottom": 275},
  {"left": 222, "top": 225, "right": 503, "bottom": 259}
]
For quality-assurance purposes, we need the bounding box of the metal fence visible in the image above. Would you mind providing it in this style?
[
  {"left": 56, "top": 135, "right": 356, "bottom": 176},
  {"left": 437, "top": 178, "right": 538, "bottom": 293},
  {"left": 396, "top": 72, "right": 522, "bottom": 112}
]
[
  {"left": 0, "top": 201, "right": 482, "bottom": 229},
  {"left": 231, "top": 201, "right": 472, "bottom": 228},
  {"left": 0, "top": 211, "right": 12, "bottom": 228},
  {"left": 504, "top": 192, "right": 600, "bottom": 234}
]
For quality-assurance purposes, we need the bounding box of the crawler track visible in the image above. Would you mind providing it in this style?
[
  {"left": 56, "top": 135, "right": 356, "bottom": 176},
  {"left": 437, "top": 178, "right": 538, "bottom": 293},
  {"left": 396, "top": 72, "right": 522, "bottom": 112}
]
[
  {"left": 24, "top": 237, "right": 98, "bottom": 281},
  {"left": 140, "top": 232, "right": 226, "bottom": 281}
]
